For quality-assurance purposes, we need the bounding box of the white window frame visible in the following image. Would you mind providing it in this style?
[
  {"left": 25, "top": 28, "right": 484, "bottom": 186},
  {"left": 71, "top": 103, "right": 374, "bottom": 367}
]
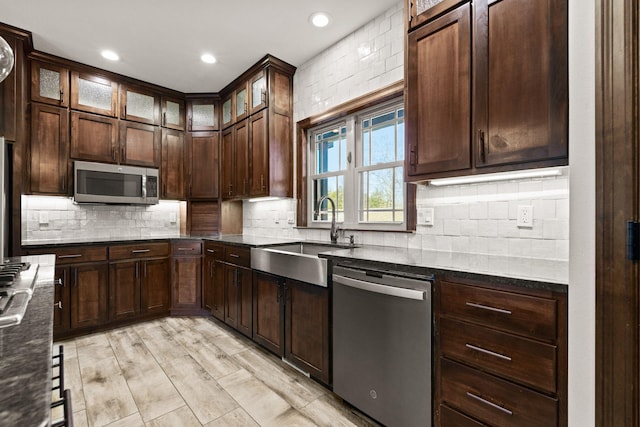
[{"left": 307, "top": 97, "right": 406, "bottom": 231}]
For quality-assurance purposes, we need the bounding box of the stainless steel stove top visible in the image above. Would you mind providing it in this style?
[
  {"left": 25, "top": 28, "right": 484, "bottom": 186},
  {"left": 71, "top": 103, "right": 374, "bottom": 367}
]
[{"left": 0, "top": 261, "right": 39, "bottom": 328}]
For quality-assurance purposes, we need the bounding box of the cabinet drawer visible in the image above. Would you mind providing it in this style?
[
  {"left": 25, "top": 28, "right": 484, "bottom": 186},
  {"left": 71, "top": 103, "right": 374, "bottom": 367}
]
[
  {"left": 440, "top": 403, "right": 487, "bottom": 427},
  {"left": 441, "top": 359, "right": 558, "bottom": 427},
  {"left": 172, "top": 240, "right": 202, "bottom": 256},
  {"left": 440, "top": 281, "right": 557, "bottom": 341},
  {"left": 109, "top": 242, "right": 170, "bottom": 260},
  {"left": 440, "top": 317, "right": 557, "bottom": 394},
  {"left": 203, "top": 242, "right": 225, "bottom": 261},
  {"left": 224, "top": 246, "right": 250, "bottom": 267},
  {"left": 27, "top": 246, "right": 108, "bottom": 265}
]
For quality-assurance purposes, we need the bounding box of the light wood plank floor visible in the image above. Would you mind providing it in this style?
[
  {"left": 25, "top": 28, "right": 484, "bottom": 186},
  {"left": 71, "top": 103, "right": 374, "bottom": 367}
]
[{"left": 53, "top": 317, "right": 379, "bottom": 427}]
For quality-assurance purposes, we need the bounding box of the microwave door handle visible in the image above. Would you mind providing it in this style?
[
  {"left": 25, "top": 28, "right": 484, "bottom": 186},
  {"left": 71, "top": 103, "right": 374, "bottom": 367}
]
[{"left": 142, "top": 174, "right": 147, "bottom": 199}]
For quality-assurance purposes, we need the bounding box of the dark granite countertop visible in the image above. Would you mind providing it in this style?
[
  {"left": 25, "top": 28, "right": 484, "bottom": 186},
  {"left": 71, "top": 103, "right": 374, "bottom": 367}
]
[
  {"left": 319, "top": 246, "right": 568, "bottom": 288},
  {"left": 0, "top": 254, "right": 56, "bottom": 427}
]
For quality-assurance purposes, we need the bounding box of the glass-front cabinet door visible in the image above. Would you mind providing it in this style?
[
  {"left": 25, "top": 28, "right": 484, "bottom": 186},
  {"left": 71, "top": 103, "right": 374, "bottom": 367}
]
[
  {"left": 161, "top": 96, "right": 185, "bottom": 130},
  {"left": 187, "top": 98, "right": 218, "bottom": 132},
  {"left": 408, "top": 0, "right": 465, "bottom": 31},
  {"left": 221, "top": 95, "right": 234, "bottom": 129},
  {"left": 235, "top": 83, "right": 248, "bottom": 122},
  {"left": 120, "top": 85, "right": 159, "bottom": 125},
  {"left": 249, "top": 69, "right": 268, "bottom": 115},
  {"left": 70, "top": 71, "right": 118, "bottom": 117},
  {"left": 31, "top": 61, "right": 69, "bottom": 107}
]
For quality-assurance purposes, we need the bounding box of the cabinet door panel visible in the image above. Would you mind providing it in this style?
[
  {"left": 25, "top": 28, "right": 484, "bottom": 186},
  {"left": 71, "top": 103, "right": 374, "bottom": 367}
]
[
  {"left": 31, "top": 62, "right": 69, "bottom": 107},
  {"left": 221, "top": 127, "right": 234, "bottom": 198},
  {"left": 109, "top": 261, "right": 141, "bottom": 321},
  {"left": 162, "top": 97, "right": 185, "bottom": 130},
  {"left": 121, "top": 86, "right": 159, "bottom": 125},
  {"left": 187, "top": 99, "right": 217, "bottom": 131},
  {"left": 406, "top": 4, "right": 471, "bottom": 177},
  {"left": 249, "top": 70, "right": 267, "bottom": 114},
  {"left": 285, "top": 279, "right": 330, "bottom": 384},
  {"left": 30, "top": 104, "right": 69, "bottom": 194},
  {"left": 143, "top": 258, "right": 170, "bottom": 314},
  {"left": 234, "top": 120, "right": 249, "bottom": 198},
  {"left": 235, "top": 84, "right": 248, "bottom": 122},
  {"left": 249, "top": 111, "right": 268, "bottom": 197},
  {"left": 161, "top": 129, "right": 185, "bottom": 199},
  {"left": 188, "top": 132, "right": 219, "bottom": 199},
  {"left": 212, "top": 260, "right": 225, "bottom": 320},
  {"left": 478, "top": 0, "right": 567, "bottom": 166},
  {"left": 221, "top": 96, "right": 234, "bottom": 129},
  {"left": 172, "top": 257, "right": 201, "bottom": 309},
  {"left": 70, "top": 111, "right": 118, "bottom": 162},
  {"left": 70, "top": 263, "right": 108, "bottom": 329},
  {"left": 224, "top": 264, "right": 239, "bottom": 328},
  {"left": 53, "top": 267, "right": 70, "bottom": 336},
  {"left": 238, "top": 266, "right": 252, "bottom": 338},
  {"left": 71, "top": 72, "right": 118, "bottom": 116},
  {"left": 252, "top": 272, "right": 284, "bottom": 356},
  {"left": 119, "top": 121, "right": 160, "bottom": 167}
]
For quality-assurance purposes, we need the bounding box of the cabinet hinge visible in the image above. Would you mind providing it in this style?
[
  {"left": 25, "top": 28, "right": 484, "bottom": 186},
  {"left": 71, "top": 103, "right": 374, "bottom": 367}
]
[{"left": 627, "top": 221, "right": 640, "bottom": 260}]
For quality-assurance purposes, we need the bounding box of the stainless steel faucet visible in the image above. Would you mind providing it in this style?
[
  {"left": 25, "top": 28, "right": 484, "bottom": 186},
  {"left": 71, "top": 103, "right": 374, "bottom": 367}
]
[{"left": 316, "top": 195, "right": 339, "bottom": 244}]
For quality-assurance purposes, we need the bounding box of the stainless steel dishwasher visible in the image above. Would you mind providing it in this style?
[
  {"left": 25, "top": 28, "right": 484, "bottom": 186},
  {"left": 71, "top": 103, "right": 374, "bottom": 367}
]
[{"left": 332, "top": 265, "right": 433, "bottom": 427}]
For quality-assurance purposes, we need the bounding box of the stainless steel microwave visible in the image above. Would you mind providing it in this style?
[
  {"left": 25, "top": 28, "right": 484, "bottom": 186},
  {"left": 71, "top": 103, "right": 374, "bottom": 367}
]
[{"left": 74, "top": 161, "right": 159, "bottom": 205}]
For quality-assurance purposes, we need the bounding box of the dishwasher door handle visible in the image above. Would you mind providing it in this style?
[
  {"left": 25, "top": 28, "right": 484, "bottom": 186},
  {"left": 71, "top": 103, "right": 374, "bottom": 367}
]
[{"left": 333, "top": 275, "right": 426, "bottom": 301}]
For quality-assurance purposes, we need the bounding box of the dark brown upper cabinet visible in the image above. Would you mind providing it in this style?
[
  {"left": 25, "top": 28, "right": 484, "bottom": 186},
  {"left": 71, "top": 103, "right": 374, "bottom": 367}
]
[
  {"left": 234, "top": 82, "right": 249, "bottom": 122},
  {"left": 31, "top": 61, "right": 69, "bottom": 107},
  {"left": 187, "top": 131, "right": 219, "bottom": 199},
  {"left": 70, "top": 111, "right": 118, "bottom": 163},
  {"left": 161, "top": 96, "right": 185, "bottom": 130},
  {"left": 249, "top": 69, "right": 268, "bottom": 115},
  {"left": 30, "top": 104, "right": 70, "bottom": 195},
  {"left": 119, "top": 121, "right": 160, "bottom": 167},
  {"left": 161, "top": 128, "right": 185, "bottom": 200},
  {"left": 70, "top": 71, "right": 118, "bottom": 117},
  {"left": 186, "top": 98, "right": 218, "bottom": 132},
  {"left": 120, "top": 84, "right": 160, "bottom": 125},
  {"left": 404, "top": 0, "right": 568, "bottom": 182},
  {"left": 407, "top": 0, "right": 468, "bottom": 31},
  {"left": 221, "top": 93, "right": 234, "bottom": 129}
]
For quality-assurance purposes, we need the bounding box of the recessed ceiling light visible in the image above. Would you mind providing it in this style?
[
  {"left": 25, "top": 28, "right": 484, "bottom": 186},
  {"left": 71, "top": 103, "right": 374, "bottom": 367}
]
[
  {"left": 101, "top": 50, "right": 119, "bottom": 61},
  {"left": 201, "top": 53, "right": 217, "bottom": 64},
  {"left": 309, "top": 12, "right": 331, "bottom": 28}
]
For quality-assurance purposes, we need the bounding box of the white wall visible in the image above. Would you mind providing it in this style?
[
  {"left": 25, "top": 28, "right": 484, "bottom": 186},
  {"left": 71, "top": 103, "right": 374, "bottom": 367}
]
[
  {"left": 21, "top": 195, "right": 182, "bottom": 242},
  {"left": 568, "top": 0, "right": 596, "bottom": 424}
]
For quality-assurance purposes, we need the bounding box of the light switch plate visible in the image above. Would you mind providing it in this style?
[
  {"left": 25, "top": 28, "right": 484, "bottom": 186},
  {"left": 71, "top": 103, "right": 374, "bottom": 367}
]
[
  {"left": 517, "top": 205, "right": 533, "bottom": 228},
  {"left": 169, "top": 212, "right": 177, "bottom": 223}
]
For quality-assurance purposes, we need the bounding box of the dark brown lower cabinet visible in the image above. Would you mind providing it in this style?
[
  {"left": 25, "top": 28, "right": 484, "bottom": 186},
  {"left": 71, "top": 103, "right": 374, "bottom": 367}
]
[
  {"left": 54, "top": 264, "right": 108, "bottom": 334},
  {"left": 109, "top": 258, "right": 170, "bottom": 321},
  {"left": 203, "top": 256, "right": 225, "bottom": 320},
  {"left": 435, "top": 277, "right": 567, "bottom": 427},
  {"left": 252, "top": 271, "right": 331, "bottom": 385},
  {"left": 171, "top": 256, "right": 202, "bottom": 314},
  {"left": 68, "top": 263, "right": 109, "bottom": 330},
  {"left": 224, "top": 264, "right": 252, "bottom": 337}
]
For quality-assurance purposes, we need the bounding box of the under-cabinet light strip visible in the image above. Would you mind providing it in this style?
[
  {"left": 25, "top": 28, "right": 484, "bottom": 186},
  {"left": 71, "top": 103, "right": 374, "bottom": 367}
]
[{"left": 428, "top": 168, "right": 564, "bottom": 186}]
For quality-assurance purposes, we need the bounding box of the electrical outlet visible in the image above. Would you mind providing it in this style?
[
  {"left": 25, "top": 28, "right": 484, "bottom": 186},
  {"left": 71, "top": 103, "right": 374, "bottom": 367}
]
[
  {"left": 517, "top": 205, "right": 533, "bottom": 228},
  {"left": 169, "top": 212, "right": 177, "bottom": 223},
  {"left": 39, "top": 212, "right": 49, "bottom": 225},
  {"left": 424, "top": 208, "right": 435, "bottom": 226}
]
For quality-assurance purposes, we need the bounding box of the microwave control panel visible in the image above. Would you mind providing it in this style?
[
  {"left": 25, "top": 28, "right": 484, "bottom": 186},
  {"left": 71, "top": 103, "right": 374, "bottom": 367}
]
[{"left": 147, "top": 176, "right": 158, "bottom": 197}]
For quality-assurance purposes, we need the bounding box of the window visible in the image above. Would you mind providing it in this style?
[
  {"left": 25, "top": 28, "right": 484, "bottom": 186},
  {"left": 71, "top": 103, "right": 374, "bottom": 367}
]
[{"left": 308, "top": 98, "right": 406, "bottom": 230}]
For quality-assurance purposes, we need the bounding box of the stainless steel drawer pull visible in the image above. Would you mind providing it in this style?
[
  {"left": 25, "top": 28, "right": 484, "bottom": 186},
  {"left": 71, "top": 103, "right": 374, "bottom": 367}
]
[
  {"left": 229, "top": 253, "right": 240, "bottom": 258},
  {"left": 177, "top": 247, "right": 195, "bottom": 251},
  {"left": 58, "top": 254, "right": 82, "bottom": 259},
  {"left": 131, "top": 249, "right": 151, "bottom": 254},
  {"left": 466, "top": 392, "right": 513, "bottom": 415},
  {"left": 466, "top": 302, "right": 512, "bottom": 315},
  {"left": 206, "top": 249, "right": 216, "bottom": 253},
  {"left": 465, "top": 343, "right": 512, "bottom": 361}
]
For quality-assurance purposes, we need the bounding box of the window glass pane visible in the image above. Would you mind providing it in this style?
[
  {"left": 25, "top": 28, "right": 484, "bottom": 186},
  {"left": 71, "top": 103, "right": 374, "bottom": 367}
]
[
  {"left": 127, "top": 91, "right": 155, "bottom": 120},
  {"left": 394, "top": 167, "right": 405, "bottom": 222},
  {"left": 78, "top": 78, "right": 112, "bottom": 111},
  {"left": 165, "top": 101, "right": 180, "bottom": 125},
  {"left": 370, "top": 121, "right": 396, "bottom": 165},
  {"left": 192, "top": 104, "right": 215, "bottom": 127},
  {"left": 362, "top": 108, "right": 405, "bottom": 166},
  {"left": 315, "top": 126, "right": 347, "bottom": 173},
  {"left": 397, "top": 115, "right": 405, "bottom": 160},
  {"left": 313, "top": 176, "right": 344, "bottom": 222},
  {"left": 360, "top": 168, "right": 395, "bottom": 222},
  {"left": 39, "top": 68, "right": 60, "bottom": 100}
]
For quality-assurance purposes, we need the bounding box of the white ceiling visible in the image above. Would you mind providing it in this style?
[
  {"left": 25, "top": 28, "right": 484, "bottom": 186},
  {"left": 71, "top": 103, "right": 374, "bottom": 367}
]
[{"left": 0, "top": 0, "right": 400, "bottom": 93}]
